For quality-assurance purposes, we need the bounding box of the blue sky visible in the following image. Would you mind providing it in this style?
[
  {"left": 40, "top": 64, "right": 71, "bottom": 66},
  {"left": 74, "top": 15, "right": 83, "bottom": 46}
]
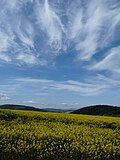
[{"left": 0, "top": 0, "right": 120, "bottom": 108}]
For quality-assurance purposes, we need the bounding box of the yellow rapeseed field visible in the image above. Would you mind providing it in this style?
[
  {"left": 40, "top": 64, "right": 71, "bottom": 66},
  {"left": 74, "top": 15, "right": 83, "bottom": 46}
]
[{"left": 0, "top": 109, "right": 120, "bottom": 160}]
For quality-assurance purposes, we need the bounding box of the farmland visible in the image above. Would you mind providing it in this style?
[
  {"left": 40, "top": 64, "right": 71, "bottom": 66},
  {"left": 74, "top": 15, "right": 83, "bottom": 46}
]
[{"left": 0, "top": 109, "right": 120, "bottom": 160}]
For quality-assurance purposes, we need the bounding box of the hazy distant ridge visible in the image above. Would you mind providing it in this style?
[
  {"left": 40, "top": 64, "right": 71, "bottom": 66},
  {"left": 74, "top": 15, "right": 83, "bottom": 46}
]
[
  {"left": 0, "top": 104, "right": 46, "bottom": 112},
  {"left": 0, "top": 104, "right": 120, "bottom": 116}
]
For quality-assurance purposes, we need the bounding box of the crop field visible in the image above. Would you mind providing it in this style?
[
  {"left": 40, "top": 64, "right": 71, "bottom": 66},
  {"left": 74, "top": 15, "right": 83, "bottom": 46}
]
[{"left": 0, "top": 109, "right": 120, "bottom": 160}]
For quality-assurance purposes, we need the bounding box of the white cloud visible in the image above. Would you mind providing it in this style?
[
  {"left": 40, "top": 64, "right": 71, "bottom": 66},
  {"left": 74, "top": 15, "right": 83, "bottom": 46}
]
[
  {"left": 0, "top": 74, "right": 119, "bottom": 106},
  {"left": 91, "top": 46, "right": 120, "bottom": 73},
  {"left": 0, "top": 93, "right": 11, "bottom": 101},
  {"left": 23, "top": 100, "right": 35, "bottom": 103},
  {"left": 0, "top": 0, "right": 119, "bottom": 66},
  {"left": 68, "top": 8, "right": 83, "bottom": 40},
  {"left": 0, "top": 54, "right": 11, "bottom": 62},
  {"left": 35, "top": 0, "right": 66, "bottom": 51},
  {"left": 35, "top": 92, "right": 51, "bottom": 96},
  {"left": 14, "top": 76, "right": 119, "bottom": 96},
  {"left": 16, "top": 53, "right": 39, "bottom": 65},
  {"left": 71, "top": 0, "right": 120, "bottom": 60},
  {"left": 0, "top": 30, "right": 13, "bottom": 62},
  {"left": 0, "top": 0, "right": 36, "bottom": 65},
  {"left": 16, "top": 19, "right": 34, "bottom": 48}
]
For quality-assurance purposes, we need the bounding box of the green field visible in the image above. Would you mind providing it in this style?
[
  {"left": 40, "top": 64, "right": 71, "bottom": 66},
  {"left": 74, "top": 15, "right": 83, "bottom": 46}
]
[{"left": 0, "top": 109, "right": 120, "bottom": 160}]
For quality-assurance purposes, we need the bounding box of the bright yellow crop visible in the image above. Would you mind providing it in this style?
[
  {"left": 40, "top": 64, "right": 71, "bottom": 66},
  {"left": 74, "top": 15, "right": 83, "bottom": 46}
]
[{"left": 0, "top": 109, "right": 120, "bottom": 160}]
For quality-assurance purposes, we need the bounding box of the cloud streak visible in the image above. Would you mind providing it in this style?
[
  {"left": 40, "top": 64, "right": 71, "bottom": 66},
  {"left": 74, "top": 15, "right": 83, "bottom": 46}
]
[
  {"left": 13, "top": 75, "right": 120, "bottom": 96},
  {"left": 91, "top": 46, "right": 120, "bottom": 73},
  {"left": 0, "top": 0, "right": 119, "bottom": 67},
  {"left": 36, "top": 0, "right": 66, "bottom": 50},
  {"left": 0, "top": 74, "right": 120, "bottom": 106}
]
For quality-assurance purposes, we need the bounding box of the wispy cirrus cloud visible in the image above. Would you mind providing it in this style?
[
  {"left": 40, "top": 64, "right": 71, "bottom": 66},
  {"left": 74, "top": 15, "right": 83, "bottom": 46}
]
[
  {"left": 0, "top": 0, "right": 36, "bottom": 64},
  {"left": 0, "top": 0, "right": 120, "bottom": 66},
  {"left": 12, "top": 75, "right": 120, "bottom": 96},
  {"left": 35, "top": 0, "right": 66, "bottom": 51},
  {"left": 16, "top": 53, "right": 39, "bottom": 65},
  {"left": 0, "top": 75, "right": 119, "bottom": 106},
  {"left": 71, "top": 0, "right": 120, "bottom": 60},
  {"left": 90, "top": 46, "right": 120, "bottom": 73}
]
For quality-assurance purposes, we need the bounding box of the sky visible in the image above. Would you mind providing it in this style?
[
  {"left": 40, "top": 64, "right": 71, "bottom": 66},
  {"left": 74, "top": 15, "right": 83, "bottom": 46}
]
[{"left": 0, "top": 0, "right": 120, "bottom": 109}]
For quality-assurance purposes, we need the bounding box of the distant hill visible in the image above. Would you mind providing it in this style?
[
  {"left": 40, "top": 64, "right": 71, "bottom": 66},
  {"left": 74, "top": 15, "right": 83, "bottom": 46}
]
[
  {"left": 0, "top": 104, "right": 75, "bottom": 113},
  {"left": 71, "top": 105, "right": 120, "bottom": 116},
  {"left": 1, "top": 104, "right": 120, "bottom": 116},
  {"left": 43, "top": 108, "right": 74, "bottom": 113},
  {"left": 0, "top": 104, "right": 46, "bottom": 112}
]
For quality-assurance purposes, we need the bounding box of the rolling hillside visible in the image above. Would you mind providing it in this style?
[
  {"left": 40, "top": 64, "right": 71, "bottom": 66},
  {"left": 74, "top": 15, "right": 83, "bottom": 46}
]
[
  {"left": 72, "top": 105, "right": 120, "bottom": 116},
  {"left": 1, "top": 104, "right": 120, "bottom": 116},
  {"left": 0, "top": 104, "right": 46, "bottom": 112},
  {"left": 0, "top": 104, "right": 73, "bottom": 113}
]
